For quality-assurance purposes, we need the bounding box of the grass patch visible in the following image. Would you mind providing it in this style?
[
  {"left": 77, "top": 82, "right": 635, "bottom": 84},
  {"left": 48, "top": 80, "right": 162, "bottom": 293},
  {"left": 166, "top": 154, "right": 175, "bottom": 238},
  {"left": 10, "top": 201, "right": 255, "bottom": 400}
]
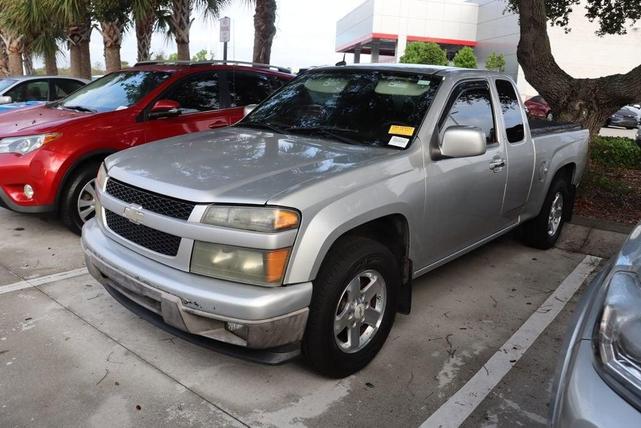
[{"left": 591, "top": 136, "right": 641, "bottom": 169}]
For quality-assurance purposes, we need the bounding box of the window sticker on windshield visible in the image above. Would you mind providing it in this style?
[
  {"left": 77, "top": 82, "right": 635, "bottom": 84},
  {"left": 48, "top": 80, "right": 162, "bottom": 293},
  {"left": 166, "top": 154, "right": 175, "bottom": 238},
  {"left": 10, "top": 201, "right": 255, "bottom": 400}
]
[
  {"left": 388, "top": 136, "right": 409, "bottom": 148},
  {"left": 389, "top": 125, "right": 415, "bottom": 136},
  {"left": 417, "top": 80, "right": 431, "bottom": 86}
]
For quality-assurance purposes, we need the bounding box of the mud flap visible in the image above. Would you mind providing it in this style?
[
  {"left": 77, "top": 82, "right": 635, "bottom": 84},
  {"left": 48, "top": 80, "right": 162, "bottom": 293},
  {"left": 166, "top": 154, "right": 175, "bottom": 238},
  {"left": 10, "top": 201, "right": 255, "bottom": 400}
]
[{"left": 397, "top": 258, "right": 412, "bottom": 315}]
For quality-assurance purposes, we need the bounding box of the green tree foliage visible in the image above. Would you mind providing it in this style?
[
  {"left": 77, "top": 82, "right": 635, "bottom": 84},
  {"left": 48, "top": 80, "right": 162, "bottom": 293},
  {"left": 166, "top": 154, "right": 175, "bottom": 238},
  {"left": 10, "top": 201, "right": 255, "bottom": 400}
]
[
  {"left": 400, "top": 42, "right": 448, "bottom": 66},
  {"left": 191, "top": 49, "right": 210, "bottom": 61},
  {"left": 452, "top": 46, "right": 477, "bottom": 68},
  {"left": 485, "top": 52, "right": 506, "bottom": 72}
]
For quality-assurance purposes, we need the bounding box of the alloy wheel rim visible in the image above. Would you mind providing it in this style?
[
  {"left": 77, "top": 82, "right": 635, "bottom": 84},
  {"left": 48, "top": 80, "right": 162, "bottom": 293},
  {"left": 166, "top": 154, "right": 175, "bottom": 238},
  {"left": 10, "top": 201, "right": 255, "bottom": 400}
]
[
  {"left": 334, "top": 269, "right": 387, "bottom": 353},
  {"left": 547, "top": 192, "right": 564, "bottom": 237},
  {"left": 77, "top": 178, "right": 97, "bottom": 223}
]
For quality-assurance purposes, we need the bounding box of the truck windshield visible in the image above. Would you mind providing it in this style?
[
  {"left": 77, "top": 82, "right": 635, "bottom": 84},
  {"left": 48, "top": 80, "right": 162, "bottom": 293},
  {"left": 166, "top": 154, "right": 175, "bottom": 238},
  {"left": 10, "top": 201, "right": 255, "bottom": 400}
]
[
  {"left": 57, "top": 71, "right": 171, "bottom": 113},
  {"left": 240, "top": 69, "right": 441, "bottom": 148}
]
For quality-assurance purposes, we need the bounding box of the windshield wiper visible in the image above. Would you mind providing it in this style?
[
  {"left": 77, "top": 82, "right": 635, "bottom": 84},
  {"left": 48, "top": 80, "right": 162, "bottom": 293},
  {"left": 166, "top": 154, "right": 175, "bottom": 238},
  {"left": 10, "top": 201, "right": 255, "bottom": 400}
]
[
  {"left": 236, "top": 121, "right": 286, "bottom": 134},
  {"left": 61, "top": 105, "right": 97, "bottom": 113},
  {"left": 285, "top": 126, "right": 365, "bottom": 146}
]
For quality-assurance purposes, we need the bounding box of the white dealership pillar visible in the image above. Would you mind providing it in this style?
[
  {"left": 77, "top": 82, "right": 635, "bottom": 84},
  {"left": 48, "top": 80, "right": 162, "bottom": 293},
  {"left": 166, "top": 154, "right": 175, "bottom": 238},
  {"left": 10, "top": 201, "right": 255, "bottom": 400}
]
[
  {"left": 396, "top": 35, "right": 407, "bottom": 62},
  {"left": 371, "top": 40, "right": 380, "bottom": 63}
]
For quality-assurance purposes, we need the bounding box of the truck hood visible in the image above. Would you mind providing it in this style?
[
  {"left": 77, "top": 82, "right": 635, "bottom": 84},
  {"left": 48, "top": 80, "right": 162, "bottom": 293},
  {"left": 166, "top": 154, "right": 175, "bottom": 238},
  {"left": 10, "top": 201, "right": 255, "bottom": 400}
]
[
  {"left": 0, "top": 104, "right": 89, "bottom": 136},
  {"left": 105, "top": 127, "right": 399, "bottom": 204}
]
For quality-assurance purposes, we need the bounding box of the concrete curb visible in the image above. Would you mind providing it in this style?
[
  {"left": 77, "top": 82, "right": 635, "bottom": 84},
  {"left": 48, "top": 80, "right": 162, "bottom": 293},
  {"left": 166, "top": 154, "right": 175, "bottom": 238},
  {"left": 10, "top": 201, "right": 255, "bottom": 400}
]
[{"left": 570, "top": 215, "right": 636, "bottom": 235}]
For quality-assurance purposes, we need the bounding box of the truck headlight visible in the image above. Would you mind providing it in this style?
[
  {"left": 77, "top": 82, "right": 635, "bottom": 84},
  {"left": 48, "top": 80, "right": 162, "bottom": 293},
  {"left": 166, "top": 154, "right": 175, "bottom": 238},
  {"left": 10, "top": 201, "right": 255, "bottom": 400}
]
[
  {"left": 201, "top": 206, "right": 299, "bottom": 232},
  {"left": 0, "top": 133, "right": 61, "bottom": 155},
  {"left": 96, "top": 163, "right": 108, "bottom": 192},
  {"left": 598, "top": 271, "right": 641, "bottom": 396},
  {"left": 191, "top": 242, "right": 290, "bottom": 286}
]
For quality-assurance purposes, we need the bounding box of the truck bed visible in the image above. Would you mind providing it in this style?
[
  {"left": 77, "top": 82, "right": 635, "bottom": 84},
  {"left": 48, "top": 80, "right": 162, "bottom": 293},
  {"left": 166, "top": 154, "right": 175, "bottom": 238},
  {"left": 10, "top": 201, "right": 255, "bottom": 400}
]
[{"left": 529, "top": 118, "right": 583, "bottom": 137}]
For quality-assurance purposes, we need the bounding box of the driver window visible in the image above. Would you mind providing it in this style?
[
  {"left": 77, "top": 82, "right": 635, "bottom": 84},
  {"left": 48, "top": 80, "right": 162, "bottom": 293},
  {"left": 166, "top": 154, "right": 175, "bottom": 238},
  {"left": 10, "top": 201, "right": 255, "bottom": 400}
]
[
  {"left": 7, "top": 80, "right": 49, "bottom": 102},
  {"left": 163, "top": 72, "right": 220, "bottom": 113},
  {"left": 442, "top": 84, "right": 496, "bottom": 145}
]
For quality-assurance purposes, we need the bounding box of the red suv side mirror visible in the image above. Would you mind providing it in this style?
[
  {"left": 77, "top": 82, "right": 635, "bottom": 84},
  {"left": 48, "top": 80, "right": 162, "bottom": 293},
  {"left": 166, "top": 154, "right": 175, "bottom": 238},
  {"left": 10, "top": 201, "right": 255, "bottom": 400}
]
[{"left": 149, "top": 99, "right": 181, "bottom": 119}]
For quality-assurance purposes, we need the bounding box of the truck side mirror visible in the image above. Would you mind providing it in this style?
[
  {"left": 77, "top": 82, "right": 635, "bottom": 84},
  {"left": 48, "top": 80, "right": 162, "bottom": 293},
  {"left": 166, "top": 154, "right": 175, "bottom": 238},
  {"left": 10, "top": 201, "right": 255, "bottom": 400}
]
[
  {"left": 440, "top": 126, "right": 487, "bottom": 158},
  {"left": 0, "top": 96, "right": 12, "bottom": 105},
  {"left": 148, "top": 99, "right": 181, "bottom": 119},
  {"left": 243, "top": 104, "right": 258, "bottom": 117}
]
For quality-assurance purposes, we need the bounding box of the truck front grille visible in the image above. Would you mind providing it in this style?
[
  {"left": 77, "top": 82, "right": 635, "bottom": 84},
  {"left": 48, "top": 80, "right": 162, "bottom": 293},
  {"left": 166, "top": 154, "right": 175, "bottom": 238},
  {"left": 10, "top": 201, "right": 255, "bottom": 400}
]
[
  {"left": 105, "top": 209, "right": 181, "bottom": 256},
  {"left": 105, "top": 179, "right": 196, "bottom": 220}
]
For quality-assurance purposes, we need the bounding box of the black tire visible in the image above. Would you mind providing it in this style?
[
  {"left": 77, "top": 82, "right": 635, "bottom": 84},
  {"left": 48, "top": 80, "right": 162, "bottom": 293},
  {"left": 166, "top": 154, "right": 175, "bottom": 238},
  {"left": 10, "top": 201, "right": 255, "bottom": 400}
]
[
  {"left": 302, "top": 236, "right": 399, "bottom": 378},
  {"left": 522, "top": 176, "right": 570, "bottom": 249},
  {"left": 60, "top": 162, "right": 101, "bottom": 235}
]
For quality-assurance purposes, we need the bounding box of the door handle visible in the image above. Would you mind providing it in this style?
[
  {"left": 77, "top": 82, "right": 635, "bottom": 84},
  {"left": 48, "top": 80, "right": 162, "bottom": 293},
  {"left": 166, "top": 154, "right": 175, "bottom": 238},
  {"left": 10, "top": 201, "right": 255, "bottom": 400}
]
[{"left": 490, "top": 159, "right": 506, "bottom": 172}]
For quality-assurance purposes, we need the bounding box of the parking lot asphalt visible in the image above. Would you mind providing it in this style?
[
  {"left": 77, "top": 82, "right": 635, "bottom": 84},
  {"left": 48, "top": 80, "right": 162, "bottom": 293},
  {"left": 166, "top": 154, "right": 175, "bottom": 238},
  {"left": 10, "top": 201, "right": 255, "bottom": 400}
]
[{"left": 0, "top": 207, "right": 629, "bottom": 428}]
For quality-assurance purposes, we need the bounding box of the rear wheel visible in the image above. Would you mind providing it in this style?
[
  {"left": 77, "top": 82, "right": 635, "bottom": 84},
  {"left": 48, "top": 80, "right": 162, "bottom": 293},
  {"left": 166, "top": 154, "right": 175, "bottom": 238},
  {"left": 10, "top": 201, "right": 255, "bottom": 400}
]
[
  {"left": 60, "top": 162, "right": 100, "bottom": 235},
  {"left": 302, "top": 237, "right": 399, "bottom": 378},
  {"left": 522, "top": 177, "right": 570, "bottom": 249}
]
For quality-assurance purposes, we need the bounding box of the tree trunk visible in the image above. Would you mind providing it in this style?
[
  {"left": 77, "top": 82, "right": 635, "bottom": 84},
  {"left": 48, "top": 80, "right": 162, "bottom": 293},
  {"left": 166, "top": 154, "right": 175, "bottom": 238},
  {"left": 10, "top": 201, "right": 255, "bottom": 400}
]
[
  {"left": 80, "top": 41, "right": 92, "bottom": 78},
  {"left": 517, "top": 0, "right": 641, "bottom": 138},
  {"left": 172, "top": 0, "right": 192, "bottom": 61},
  {"left": 3, "top": 34, "right": 24, "bottom": 76},
  {"left": 68, "top": 42, "right": 82, "bottom": 78},
  {"left": 44, "top": 49, "right": 58, "bottom": 75},
  {"left": 135, "top": 14, "right": 154, "bottom": 62},
  {"left": 22, "top": 47, "right": 33, "bottom": 75},
  {"left": 100, "top": 21, "right": 124, "bottom": 73},
  {"left": 253, "top": 0, "right": 277, "bottom": 64},
  {"left": 0, "top": 37, "right": 8, "bottom": 77},
  {"left": 66, "top": 22, "right": 92, "bottom": 79}
]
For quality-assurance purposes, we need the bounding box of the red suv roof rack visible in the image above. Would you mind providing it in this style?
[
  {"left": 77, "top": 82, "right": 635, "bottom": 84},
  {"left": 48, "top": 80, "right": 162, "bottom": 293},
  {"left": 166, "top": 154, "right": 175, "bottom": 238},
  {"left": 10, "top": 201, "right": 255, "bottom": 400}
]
[{"left": 133, "top": 60, "right": 292, "bottom": 74}]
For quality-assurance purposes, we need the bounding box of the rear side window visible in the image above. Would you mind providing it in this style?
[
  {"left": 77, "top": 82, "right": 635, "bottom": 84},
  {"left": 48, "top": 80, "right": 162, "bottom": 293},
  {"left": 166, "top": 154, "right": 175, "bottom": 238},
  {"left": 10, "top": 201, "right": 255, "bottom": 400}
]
[
  {"left": 7, "top": 80, "right": 49, "bottom": 102},
  {"left": 54, "top": 79, "right": 85, "bottom": 99},
  {"left": 441, "top": 83, "right": 496, "bottom": 144},
  {"left": 165, "top": 72, "right": 220, "bottom": 112},
  {"left": 228, "top": 72, "right": 278, "bottom": 107},
  {"left": 496, "top": 79, "right": 525, "bottom": 143}
]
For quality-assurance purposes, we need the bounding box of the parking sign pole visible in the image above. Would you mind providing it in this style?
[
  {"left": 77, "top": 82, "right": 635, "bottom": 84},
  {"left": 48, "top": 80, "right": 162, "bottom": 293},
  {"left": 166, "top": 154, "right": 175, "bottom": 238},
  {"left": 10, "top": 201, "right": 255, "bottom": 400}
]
[{"left": 220, "top": 16, "right": 230, "bottom": 62}]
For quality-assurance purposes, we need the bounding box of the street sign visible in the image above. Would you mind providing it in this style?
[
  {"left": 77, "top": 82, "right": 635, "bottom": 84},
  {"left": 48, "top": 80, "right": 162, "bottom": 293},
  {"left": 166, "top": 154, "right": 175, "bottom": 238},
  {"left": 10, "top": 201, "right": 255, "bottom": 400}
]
[{"left": 220, "top": 17, "right": 231, "bottom": 43}]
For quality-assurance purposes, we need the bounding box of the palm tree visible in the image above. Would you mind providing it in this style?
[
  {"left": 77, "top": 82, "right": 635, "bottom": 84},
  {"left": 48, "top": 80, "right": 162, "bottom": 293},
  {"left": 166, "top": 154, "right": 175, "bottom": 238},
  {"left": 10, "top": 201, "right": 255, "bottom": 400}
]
[
  {"left": 133, "top": 0, "right": 164, "bottom": 62},
  {"left": 0, "top": 0, "right": 64, "bottom": 76},
  {"left": 0, "top": 37, "right": 8, "bottom": 76},
  {"left": 168, "top": 0, "right": 229, "bottom": 61},
  {"left": 94, "top": 0, "right": 131, "bottom": 73},
  {"left": 53, "top": 0, "right": 93, "bottom": 79},
  {"left": 249, "top": 0, "right": 277, "bottom": 64},
  {"left": 0, "top": 29, "right": 24, "bottom": 76}
]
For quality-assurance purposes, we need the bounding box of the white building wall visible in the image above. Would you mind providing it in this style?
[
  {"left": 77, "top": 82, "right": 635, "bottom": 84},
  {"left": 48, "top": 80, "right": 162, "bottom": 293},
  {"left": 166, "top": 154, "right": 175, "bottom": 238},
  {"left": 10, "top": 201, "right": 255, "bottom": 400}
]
[
  {"left": 336, "top": 0, "right": 375, "bottom": 51},
  {"left": 474, "top": 0, "right": 519, "bottom": 78}
]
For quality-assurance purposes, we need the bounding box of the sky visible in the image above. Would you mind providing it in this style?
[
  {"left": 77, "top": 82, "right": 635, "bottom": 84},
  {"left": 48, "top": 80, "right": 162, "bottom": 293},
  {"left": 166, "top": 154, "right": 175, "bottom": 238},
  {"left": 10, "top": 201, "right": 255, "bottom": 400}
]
[{"left": 76, "top": 0, "right": 365, "bottom": 71}]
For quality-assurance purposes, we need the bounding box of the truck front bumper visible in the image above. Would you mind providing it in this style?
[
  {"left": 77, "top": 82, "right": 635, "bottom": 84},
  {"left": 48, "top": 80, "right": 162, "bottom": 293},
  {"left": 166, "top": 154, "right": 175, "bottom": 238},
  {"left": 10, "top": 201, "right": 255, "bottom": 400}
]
[{"left": 82, "top": 219, "right": 312, "bottom": 352}]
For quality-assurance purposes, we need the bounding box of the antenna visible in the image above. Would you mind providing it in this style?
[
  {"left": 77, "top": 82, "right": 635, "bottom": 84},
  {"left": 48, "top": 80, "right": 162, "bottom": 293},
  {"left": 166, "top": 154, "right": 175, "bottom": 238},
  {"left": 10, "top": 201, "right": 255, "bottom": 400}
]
[{"left": 335, "top": 53, "right": 347, "bottom": 66}]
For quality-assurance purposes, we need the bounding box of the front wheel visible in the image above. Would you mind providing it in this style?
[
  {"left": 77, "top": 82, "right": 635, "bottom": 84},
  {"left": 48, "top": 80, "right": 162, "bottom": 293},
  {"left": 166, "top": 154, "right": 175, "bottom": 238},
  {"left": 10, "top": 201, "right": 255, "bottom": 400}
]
[
  {"left": 302, "top": 237, "right": 399, "bottom": 378},
  {"left": 522, "top": 177, "right": 570, "bottom": 249},
  {"left": 60, "top": 162, "right": 101, "bottom": 235}
]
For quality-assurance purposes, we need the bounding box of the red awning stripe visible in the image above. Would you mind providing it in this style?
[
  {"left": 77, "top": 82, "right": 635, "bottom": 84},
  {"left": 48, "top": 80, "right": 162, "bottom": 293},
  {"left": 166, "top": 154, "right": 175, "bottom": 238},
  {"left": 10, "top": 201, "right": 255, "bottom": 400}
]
[{"left": 337, "top": 32, "right": 477, "bottom": 52}]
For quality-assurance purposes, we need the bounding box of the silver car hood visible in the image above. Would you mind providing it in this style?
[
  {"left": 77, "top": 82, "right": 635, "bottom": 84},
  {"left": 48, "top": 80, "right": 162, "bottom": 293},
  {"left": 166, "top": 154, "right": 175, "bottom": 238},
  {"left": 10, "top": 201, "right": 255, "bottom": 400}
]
[{"left": 105, "top": 127, "right": 398, "bottom": 204}]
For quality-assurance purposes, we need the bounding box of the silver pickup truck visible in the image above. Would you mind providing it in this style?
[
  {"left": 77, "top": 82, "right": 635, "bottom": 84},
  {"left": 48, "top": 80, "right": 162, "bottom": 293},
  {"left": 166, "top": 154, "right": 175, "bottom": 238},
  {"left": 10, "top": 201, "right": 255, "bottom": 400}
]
[{"left": 82, "top": 65, "right": 589, "bottom": 377}]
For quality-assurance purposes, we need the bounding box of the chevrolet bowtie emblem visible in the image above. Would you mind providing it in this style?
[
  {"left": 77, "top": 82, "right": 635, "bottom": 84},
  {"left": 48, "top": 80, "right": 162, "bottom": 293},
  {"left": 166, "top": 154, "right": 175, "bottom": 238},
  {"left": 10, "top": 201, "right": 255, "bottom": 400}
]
[{"left": 123, "top": 204, "right": 144, "bottom": 224}]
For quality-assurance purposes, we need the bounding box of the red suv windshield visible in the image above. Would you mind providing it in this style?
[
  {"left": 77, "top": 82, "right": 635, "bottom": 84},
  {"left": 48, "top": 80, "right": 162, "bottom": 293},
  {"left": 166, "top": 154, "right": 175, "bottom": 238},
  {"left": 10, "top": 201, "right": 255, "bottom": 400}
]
[{"left": 58, "top": 71, "right": 172, "bottom": 113}]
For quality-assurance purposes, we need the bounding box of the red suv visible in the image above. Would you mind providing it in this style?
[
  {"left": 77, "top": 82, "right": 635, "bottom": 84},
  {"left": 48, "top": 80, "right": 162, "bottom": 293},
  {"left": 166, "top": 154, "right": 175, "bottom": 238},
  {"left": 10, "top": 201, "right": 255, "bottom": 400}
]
[
  {"left": 524, "top": 95, "right": 553, "bottom": 121},
  {"left": 0, "top": 61, "right": 293, "bottom": 233}
]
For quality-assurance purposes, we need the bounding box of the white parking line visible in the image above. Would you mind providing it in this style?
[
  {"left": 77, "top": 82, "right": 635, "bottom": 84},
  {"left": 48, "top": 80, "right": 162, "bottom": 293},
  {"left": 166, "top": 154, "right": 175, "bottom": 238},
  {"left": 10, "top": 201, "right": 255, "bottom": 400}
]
[
  {"left": 0, "top": 267, "right": 89, "bottom": 295},
  {"left": 420, "top": 255, "right": 602, "bottom": 428}
]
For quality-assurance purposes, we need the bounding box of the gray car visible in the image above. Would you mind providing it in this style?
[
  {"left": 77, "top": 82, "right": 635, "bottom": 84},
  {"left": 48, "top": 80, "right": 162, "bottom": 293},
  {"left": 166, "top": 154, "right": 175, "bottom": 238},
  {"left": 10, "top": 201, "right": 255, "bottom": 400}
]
[
  {"left": 551, "top": 222, "right": 641, "bottom": 426},
  {"left": 82, "top": 65, "right": 589, "bottom": 377},
  {"left": 0, "top": 75, "right": 88, "bottom": 113}
]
